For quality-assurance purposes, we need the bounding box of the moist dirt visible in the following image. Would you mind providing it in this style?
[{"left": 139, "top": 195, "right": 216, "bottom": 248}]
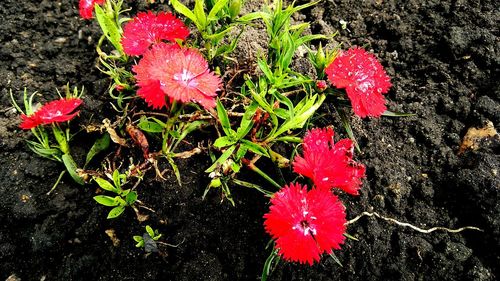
[{"left": 0, "top": 0, "right": 499, "bottom": 280}]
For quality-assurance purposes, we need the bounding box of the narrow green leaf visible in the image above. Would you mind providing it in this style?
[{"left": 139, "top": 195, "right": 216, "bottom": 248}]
[
  {"left": 85, "top": 133, "right": 110, "bottom": 166},
  {"left": 94, "top": 195, "right": 119, "bottom": 207},
  {"left": 94, "top": 177, "right": 117, "bottom": 192},
  {"left": 237, "top": 11, "right": 265, "bottom": 23},
  {"left": 262, "top": 248, "right": 279, "bottom": 281},
  {"left": 213, "top": 136, "right": 237, "bottom": 148},
  {"left": 272, "top": 91, "right": 294, "bottom": 117},
  {"left": 52, "top": 125, "right": 69, "bottom": 154},
  {"left": 62, "top": 154, "right": 84, "bottom": 185},
  {"left": 257, "top": 58, "right": 274, "bottom": 82},
  {"left": 337, "top": 107, "right": 361, "bottom": 153},
  {"left": 166, "top": 156, "right": 182, "bottom": 186},
  {"left": 133, "top": 236, "right": 143, "bottom": 242},
  {"left": 107, "top": 206, "right": 125, "bottom": 219},
  {"left": 216, "top": 99, "right": 234, "bottom": 137},
  {"left": 176, "top": 120, "right": 206, "bottom": 144},
  {"left": 138, "top": 118, "right": 164, "bottom": 133},
  {"left": 241, "top": 139, "right": 269, "bottom": 157},
  {"left": 235, "top": 145, "right": 248, "bottom": 161},
  {"left": 170, "top": 0, "right": 199, "bottom": 28},
  {"left": 274, "top": 108, "right": 289, "bottom": 119},
  {"left": 205, "top": 145, "right": 236, "bottom": 173},
  {"left": 204, "top": 26, "right": 234, "bottom": 41},
  {"left": 194, "top": 0, "right": 207, "bottom": 30},
  {"left": 236, "top": 102, "right": 258, "bottom": 139},
  {"left": 94, "top": 5, "right": 123, "bottom": 53},
  {"left": 208, "top": 0, "right": 230, "bottom": 21}
]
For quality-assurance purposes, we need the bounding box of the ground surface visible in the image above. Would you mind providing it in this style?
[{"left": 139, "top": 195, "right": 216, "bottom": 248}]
[{"left": 0, "top": 0, "right": 499, "bottom": 280}]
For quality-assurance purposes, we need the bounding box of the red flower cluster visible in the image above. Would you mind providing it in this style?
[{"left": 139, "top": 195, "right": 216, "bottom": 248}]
[
  {"left": 264, "top": 183, "right": 346, "bottom": 265},
  {"left": 20, "top": 98, "right": 83, "bottom": 130},
  {"left": 79, "top": 0, "right": 105, "bottom": 19},
  {"left": 293, "top": 127, "right": 365, "bottom": 195},
  {"left": 121, "top": 11, "right": 189, "bottom": 56},
  {"left": 133, "top": 43, "right": 221, "bottom": 109},
  {"left": 325, "top": 47, "right": 391, "bottom": 118}
]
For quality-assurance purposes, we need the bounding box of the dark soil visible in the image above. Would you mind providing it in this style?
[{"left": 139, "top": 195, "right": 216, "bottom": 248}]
[{"left": 1, "top": 0, "right": 499, "bottom": 280}]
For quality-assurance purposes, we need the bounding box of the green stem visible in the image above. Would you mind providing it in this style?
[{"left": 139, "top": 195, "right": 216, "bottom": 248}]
[
  {"left": 244, "top": 160, "right": 281, "bottom": 189},
  {"left": 232, "top": 178, "right": 274, "bottom": 197},
  {"left": 162, "top": 101, "right": 185, "bottom": 154}
]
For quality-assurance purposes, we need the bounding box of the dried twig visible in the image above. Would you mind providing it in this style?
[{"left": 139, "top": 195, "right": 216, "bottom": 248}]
[{"left": 347, "top": 211, "right": 483, "bottom": 234}]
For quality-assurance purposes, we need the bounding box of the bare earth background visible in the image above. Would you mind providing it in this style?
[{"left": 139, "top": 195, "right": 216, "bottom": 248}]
[{"left": 0, "top": 0, "right": 498, "bottom": 280}]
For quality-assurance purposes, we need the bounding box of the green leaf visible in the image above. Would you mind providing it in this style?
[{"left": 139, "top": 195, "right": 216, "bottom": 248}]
[
  {"left": 204, "top": 26, "right": 234, "bottom": 42},
  {"left": 138, "top": 118, "right": 164, "bottom": 133},
  {"left": 52, "top": 125, "right": 69, "bottom": 154},
  {"left": 235, "top": 145, "right": 248, "bottom": 161},
  {"left": 170, "top": 0, "right": 199, "bottom": 28},
  {"left": 175, "top": 120, "right": 206, "bottom": 144},
  {"left": 94, "top": 195, "right": 119, "bottom": 207},
  {"left": 272, "top": 91, "right": 294, "bottom": 118},
  {"left": 208, "top": 0, "right": 230, "bottom": 21},
  {"left": 133, "top": 236, "right": 143, "bottom": 242},
  {"left": 85, "top": 133, "right": 110, "bottom": 166},
  {"left": 62, "top": 154, "right": 84, "bottom": 185},
  {"left": 241, "top": 139, "right": 269, "bottom": 157},
  {"left": 135, "top": 240, "right": 145, "bottom": 248},
  {"left": 261, "top": 248, "right": 279, "bottom": 281},
  {"left": 146, "top": 225, "right": 154, "bottom": 237},
  {"left": 125, "top": 191, "right": 138, "bottom": 205},
  {"left": 236, "top": 101, "right": 258, "bottom": 139},
  {"left": 337, "top": 107, "right": 361, "bottom": 153},
  {"left": 94, "top": 177, "right": 117, "bottom": 192},
  {"left": 205, "top": 145, "right": 236, "bottom": 173},
  {"left": 216, "top": 99, "right": 234, "bottom": 137},
  {"left": 107, "top": 206, "right": 125, "bottom": 219},
  {"left": 213, "top": 136, "right": 237, "bottom": 148},
  {"left": 257, "top": 58, "right": 274, "bottom": 82},
  {"left": 94, "top": 4, "right": 123, "bottom": 54},
  {"left": 193, "top": 0, "right": 207, "bottom": 30},
  {"left": 272, "top": 94, "right": 326, "bottom": 139},
  {"left": 166, "top": 156, "right": 182, "bottom": 186},
  {"left": 237, "top": 11, "right": 265, "bottom": 23}
]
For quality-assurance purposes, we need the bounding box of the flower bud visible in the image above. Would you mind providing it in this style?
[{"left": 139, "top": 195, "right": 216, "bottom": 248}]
[
  {"left": 316, "top": 80, "right": 328, "bottom": 92},
  {"left": 229, "top": 0, "right": 242, "bottom": 20}
]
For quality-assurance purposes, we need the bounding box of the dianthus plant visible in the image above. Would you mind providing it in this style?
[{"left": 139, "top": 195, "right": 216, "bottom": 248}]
[
  {"left": 12, "top": 0, "right": 400, "bottom": 277},
  {"left": 10, "top": 86, "right": 85, "bottom": 187}
]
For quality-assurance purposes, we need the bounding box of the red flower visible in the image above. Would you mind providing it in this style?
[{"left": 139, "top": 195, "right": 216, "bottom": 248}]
[
  {"left": 264, "top": 183, "right": 346, "bottom": 265},
  {"left": 79, "top": 0, "right": 105, "bottom": 19},
  {"left": 121, "top": 11, "right": 190, "bottom": 56},
  {"left": 20, "top": 98, "right": 83, "bottom": 130},
  {"left": 325, "top": 47, "right": 391, "bottom": 118},
  {"left": 293, "top": 128, "right": 365, "bottom": 195},
  {"left": 133, "top": 43, "right": 221, "bottom": 109}
]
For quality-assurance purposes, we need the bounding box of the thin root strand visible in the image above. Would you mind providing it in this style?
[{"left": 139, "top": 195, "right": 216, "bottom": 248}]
[{"left": 347, "top": 211, "right": 483, "bottom": 234}]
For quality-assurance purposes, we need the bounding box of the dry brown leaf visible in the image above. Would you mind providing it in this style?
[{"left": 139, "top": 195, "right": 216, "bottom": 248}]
[
  {"left": 458, "top": 121, "right": 499, "bottom": 155},
  {"left": 105, "top": 229, "right": 120, "bottom": 247}
]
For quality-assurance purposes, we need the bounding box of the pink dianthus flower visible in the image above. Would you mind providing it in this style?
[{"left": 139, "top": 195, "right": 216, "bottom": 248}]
[
  {"left": 325, "top": 47, "right": 391, "bottom": 118},
  {"left": 121, "top": 11, "right": 189, "bottom": 56},
  {"left": 293, "top": 127, "right": 365, "bottom": 195},
  {"left": 20, "top": 98, "right": 83, "bottom": 130},
  {"left": 133, "top": 43, "right": 221, "bottom": 109},
  {"left": 264, "top": 183, "right": 346, "bottom": 265},
  {"left": 79, "top": 0, "right": 105, "bottom": 19}
]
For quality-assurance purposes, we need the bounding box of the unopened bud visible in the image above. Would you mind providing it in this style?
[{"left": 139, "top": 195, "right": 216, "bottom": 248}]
[{"left": 316, "top": 80, "right": 328, "bottom": 92}]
